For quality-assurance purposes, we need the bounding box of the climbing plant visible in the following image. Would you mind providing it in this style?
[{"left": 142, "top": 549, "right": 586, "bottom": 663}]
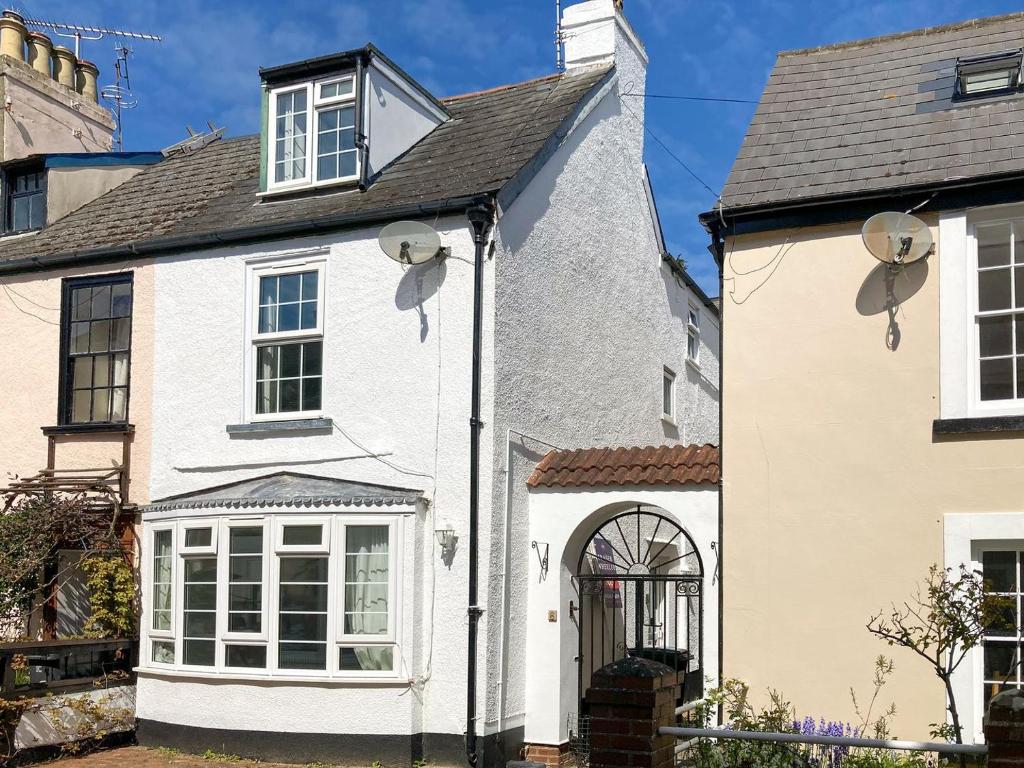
[
  {"left": 0, "top": 492, "right": 128, "bottom": 634},
  {"left": 81, "top": 555, "right": 136, "bottom": 638}
]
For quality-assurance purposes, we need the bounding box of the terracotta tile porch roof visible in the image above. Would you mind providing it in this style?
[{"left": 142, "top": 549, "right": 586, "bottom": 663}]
[{"left": 527, "top": 444, "right": 720, "bottom": 489}]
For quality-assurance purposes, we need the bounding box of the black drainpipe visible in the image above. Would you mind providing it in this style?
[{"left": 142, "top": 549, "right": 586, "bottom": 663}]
[
  {"left": 356, "top": 53, "right": 369, "bottom": 191},
  {"left": 709, "top": 223, "right": 726, "bottom": 725},
  {"left": 465, "top": 199, "right": 494, "bottom": 768}
]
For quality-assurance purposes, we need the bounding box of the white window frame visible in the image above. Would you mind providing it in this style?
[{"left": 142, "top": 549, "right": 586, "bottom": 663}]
[
  {"left": 687, "top": 304, "right": 701, "bottom": 366},
  {"left": 661, "top": 366, "right": 676, "bottom": 424},
  {"left": 337, "top": 517, "right": 398, "bottom": 645},
  {"left": 177, "top": 529, "right": 221, "bottom": 672},
  {"left": 140, "top": 513, "right": 406, "bottom": 682},
  {"left": 244, "top": 256, "right": 327, "bottom": 423},
  {"left": 275, "top": 516, "right": 331, "bottom": 554},
  {"left": 266, "top": 74, "right": 359, "bottom": 193},
  {"left": 179, "top": 520, "right": 218, "bottom": 555},
  {"left": 944, "top": 511, "right": 1024, "bottom": 743},
  {"left": 967, "top": 209, "right": 1024, "bottom": 417},
  {"left": 267, "top": 83, "right": 313, "bottom": 192},
  {"left": 220, "top": 518, "right": 270, "bottom": 643},
  {"left": 147, "top": 524, "right": 176, "bottom": 666}
]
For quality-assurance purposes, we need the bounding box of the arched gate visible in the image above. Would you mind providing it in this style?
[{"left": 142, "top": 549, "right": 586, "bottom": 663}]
[{"left": 574, "top": 507, "right": 704, "bottom": 712}]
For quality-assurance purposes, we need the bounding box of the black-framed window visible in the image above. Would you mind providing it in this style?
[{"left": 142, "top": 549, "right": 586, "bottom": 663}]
[
  {"left": 5, "top": 166, "right": 45, "bottom": 233},
  {"left": 59, "top": 273, "right": 133, "bottom": 425}
]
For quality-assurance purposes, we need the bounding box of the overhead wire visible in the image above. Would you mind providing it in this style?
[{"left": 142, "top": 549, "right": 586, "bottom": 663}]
[
  {"left": 618, "top": 92, "right": 720, "bottom": 200},
  {"left": 623, "top": 91, "right": 759, "bottom": 105}
]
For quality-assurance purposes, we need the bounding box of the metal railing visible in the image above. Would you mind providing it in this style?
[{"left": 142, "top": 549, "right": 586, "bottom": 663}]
[
  {"left": 0, "top": 638, "right": 137, "bottom": 698},
  {"left": 661, "top": 726, "right": 988, "bottom": 766}
]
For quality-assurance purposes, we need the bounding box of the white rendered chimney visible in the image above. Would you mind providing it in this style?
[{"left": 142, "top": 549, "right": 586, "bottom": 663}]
[{"left": 561, "top": 0, "right": 648, "bottom": 75}]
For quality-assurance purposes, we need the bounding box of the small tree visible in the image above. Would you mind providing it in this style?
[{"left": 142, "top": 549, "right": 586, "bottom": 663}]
[{"left": 867, "top": 564, "right": 1012, "bottom": 766}]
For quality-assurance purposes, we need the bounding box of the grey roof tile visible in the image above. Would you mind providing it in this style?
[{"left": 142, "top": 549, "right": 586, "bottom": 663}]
[
  {"left": 0, "top": 65, "right": 610, "bottom": 265},
  {"left": 722, "top": 12, "right": 1024, "bottom": 209}
]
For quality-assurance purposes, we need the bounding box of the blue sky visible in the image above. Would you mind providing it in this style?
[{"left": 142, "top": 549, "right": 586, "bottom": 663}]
[{"left": 17, "top": 0, "right": 1024, "bottom": 295}]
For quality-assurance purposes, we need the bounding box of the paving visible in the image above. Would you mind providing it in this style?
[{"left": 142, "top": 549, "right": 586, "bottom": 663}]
[{"left": 45, "top": 745, "right": 335, "bottom": 768}]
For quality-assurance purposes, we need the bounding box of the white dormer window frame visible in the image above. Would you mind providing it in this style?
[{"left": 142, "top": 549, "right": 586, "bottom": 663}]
[{"left": 267, "top": 74, "right": 359, "bottom": 193}]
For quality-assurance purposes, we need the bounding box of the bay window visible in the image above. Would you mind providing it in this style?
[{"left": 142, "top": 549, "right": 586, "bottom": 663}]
[
  {"left": 247, "top": 259, "right": 325, "bottom": 421},
  {"left": 146, "top": 514, "right": 399, "bottom": 678},
  {"left": 268, "top": 74, "right": 358, "bottom": 191}
]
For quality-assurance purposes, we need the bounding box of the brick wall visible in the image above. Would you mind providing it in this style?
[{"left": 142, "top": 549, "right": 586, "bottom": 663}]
[{"left": 986, "top": 689, "right": 1024, "bottom": 768}]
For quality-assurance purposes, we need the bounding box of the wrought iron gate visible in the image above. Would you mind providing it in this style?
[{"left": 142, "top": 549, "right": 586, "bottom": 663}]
[{"left": 574, "top": 508, "right": 704, "bottom": 713}]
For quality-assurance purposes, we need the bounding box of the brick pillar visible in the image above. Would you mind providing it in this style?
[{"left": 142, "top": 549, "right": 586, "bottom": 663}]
[
  {"left": 985, "top": 688, "right": 1024, "bottom": 768},
  {"left": 586, "top": 657, "right": 677, "bottom": 768}
]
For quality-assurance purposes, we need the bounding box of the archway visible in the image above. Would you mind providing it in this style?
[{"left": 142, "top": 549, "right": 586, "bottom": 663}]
[{"left": 574, "top": 505, "right": 704, "bottom": 713}]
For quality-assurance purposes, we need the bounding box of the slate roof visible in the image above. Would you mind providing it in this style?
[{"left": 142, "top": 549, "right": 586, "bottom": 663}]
[
  {"left": 143, "top": 472, "right": 423, "bottom": 512},
  {"left": 527, "top": 444, "right": 720, "bottom": 489},
  {"left": 720, "top": 12, "right": 1024, "bottom": 211},
  {"left": 0, "top": 64, "right": 611, "bottom": 266}
]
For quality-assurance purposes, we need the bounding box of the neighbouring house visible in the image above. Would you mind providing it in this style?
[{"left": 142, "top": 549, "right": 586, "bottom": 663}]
[
  {"left": 0, "top": 1, "right": 719, "bottom": 765},
  {"left": 0, "top": 10, "right": 157, "bottom": 752},
  {"left": 703, "top": 11, "right": 1024, "bottom": 745}
]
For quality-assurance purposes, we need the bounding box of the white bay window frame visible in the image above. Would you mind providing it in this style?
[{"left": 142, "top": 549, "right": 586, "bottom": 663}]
[
  {"left": 243, "top": 255, "right": 327, "bottom": 423},
  {"left": 221, "top": 518, "right": 270, "bottom": 645},
  {"left": 142, "top": 513, "right": 403, "bottom": 681},
  {"left": 148, "top": 524, "right": 176, "bottom": 665},
  {"left": 266, "top": 74, "right": 359, "bottom": 194}
]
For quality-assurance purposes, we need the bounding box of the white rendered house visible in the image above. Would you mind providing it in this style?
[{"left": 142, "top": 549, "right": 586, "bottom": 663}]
[{"left": 0, "top": 0, "right": 722, "bottom": 764}]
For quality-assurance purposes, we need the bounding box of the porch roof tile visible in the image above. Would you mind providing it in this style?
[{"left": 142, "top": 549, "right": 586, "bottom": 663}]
[{"left": 526, "top": 444, "right": 720, "bottom": 489}]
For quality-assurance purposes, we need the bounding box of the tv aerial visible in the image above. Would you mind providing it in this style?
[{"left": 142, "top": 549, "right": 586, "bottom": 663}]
[
  {"left": 378, "top": 221, "right": 448, "bottom": 265},
  {"left": 18, "top": 14, "right": 162, "bottom": 150},
  {"left": 861, "top": 211, "right": 933, "bottom": 269},
  {"left": 18, "top": 16, "right": 161, "bottom": 58}
]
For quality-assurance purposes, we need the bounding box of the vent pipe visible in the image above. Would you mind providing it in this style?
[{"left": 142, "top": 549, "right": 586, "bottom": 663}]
[
  {"left": 26, "top": 31, "right": 52, "bottom": 77},
  {"left": 75, "top": 59, "right": 98, "bottom": 102},
  {"left": 0, "top": 11, "right": 26, "bottom": 62},
  {"left": 51, "top": 45, "right": 76, "bottom": 89}
]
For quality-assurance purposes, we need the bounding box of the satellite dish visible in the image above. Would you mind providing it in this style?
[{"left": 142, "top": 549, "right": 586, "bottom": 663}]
[
  {"left": 379, "top": 221, "right": 444, "bottom": 265},
  {"left": 862, "top": 212, "right": 933, "bottom": 266}
]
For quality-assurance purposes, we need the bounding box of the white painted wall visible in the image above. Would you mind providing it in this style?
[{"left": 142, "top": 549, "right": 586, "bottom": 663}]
[
  {"left": 483, "top": 2, "right": 719, "bottom": 742},
  {"left": 525, "top": 487, "right": 719, "bottom": 746},
  {"left": 143, "top": 1, "right": 719, "bottom": 755},
  {"left": 364, "top": 59, "right": 445, "bottom": 179},
  {"left": 147, "top": 218, "right": 494, "bottom": 743}
]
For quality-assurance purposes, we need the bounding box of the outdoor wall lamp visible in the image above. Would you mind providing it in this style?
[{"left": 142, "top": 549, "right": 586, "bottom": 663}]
[{"left": 435, "top": 524, "right": 458, "bottom": 566}]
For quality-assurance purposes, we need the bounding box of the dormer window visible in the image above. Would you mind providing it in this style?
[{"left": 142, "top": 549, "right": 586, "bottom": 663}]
[
  {"left": 3, "top": 164, "right": 46, "bottom": 233},
  {"left": 268, "top": 75, "right": 358, "bottom": 191},
  {"left": 955, "top": 50, "right": 1023, "bottom": 99}
]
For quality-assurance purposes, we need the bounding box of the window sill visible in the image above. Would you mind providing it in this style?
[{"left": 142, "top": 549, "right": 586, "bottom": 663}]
[
  {"left": 226, "top": 418, "right": 333, "bottom": 436},
  {"left": 258, "top": 177, "right": 360, "bottom": 203},
  {"left": 686, "top": 357, "right": 701, "bottom": 372},
  {"left": 42, "top": 423, "right": 135, "bottom": 436},
  {"left": 135, "top": 665, "right": 407, "bottom": 686},
  {"left": 661, "top": 415, "right": 677, "bottom": 428},
  {"left": 933, "top": 416, "right": 1024, "bottom": 437}
]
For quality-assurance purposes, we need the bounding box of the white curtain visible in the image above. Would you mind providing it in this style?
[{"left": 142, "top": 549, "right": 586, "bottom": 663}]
[{"left": 347, "top": 526, "right": 391, "bottom": 671}]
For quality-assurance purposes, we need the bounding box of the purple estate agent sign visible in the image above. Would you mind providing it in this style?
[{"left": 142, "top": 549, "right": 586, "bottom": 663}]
[{"left": 592, "top": 537, "right": 622, "bottom": 608}]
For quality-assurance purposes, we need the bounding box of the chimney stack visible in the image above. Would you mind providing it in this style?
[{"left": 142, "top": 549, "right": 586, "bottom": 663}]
[
  {"left": 562, "top": 0, "right": 646, "bottom": 73},
  {"left": 51, "top": 45, "right": 76, "bottom": 89},
  {"left": 0, "top": 10, "right": 26, "bottom": 63},
  {"left": 75, "top": 60, "right": 99, "bottom": 102},
  {"left": 26, "top": 31, "right": 52, "bottom": 77}
]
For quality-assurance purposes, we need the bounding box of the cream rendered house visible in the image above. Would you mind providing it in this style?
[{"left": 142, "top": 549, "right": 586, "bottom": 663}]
[
  {"left": 0, "top": 11, "right": 162, "bottom": 640},
  {"left": 705, "top": 11, "right": 1024, "bottom": 744}
]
